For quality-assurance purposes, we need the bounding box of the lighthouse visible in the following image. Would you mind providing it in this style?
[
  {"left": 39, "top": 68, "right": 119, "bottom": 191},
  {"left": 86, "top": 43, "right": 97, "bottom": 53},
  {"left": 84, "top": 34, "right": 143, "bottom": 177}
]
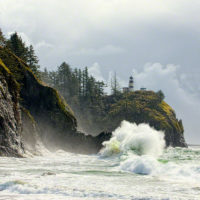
[
  {"left": 123, "top": 75, "right": 134, "bottom": 93},
  {"left": 129, "top": 76, "right": 134, "bottom": 92}
]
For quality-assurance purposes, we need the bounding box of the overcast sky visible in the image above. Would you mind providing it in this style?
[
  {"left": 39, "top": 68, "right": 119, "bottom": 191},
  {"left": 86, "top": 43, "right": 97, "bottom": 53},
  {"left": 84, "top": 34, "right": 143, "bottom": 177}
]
[{"left": 0, "top": 0, "right": 200, "bottom": 144}]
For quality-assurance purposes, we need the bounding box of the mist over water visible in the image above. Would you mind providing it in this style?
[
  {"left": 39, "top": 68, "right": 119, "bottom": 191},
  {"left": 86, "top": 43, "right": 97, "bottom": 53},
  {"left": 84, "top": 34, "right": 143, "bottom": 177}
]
[{"left": 0, "top": 121, "right": 200, "bottom": 200}]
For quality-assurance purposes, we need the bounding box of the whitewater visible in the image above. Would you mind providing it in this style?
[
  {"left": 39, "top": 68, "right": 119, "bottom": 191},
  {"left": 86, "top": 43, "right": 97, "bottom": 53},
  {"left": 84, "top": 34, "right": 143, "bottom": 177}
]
[{"left": 0, "top": 121, "right": 200, "bottom": 200}]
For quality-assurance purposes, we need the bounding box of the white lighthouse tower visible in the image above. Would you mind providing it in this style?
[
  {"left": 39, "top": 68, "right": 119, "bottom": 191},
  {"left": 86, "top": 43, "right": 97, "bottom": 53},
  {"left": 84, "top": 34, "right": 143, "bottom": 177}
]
[{"left": 128, "top": 76, "right": 134, "bottom": 92}]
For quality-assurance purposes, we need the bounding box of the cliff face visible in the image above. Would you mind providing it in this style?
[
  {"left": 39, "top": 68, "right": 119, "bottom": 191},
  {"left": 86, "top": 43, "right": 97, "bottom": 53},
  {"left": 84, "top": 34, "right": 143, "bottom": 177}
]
[
  {"left": 19, "top": 62, "right": 77, "bottom": 149},
  {"left": 146, "top": 100, "right": 186, "bottom": 147},
  {"left": 0, "top": 47, "right": 78, "bottom": 154},
  {"left": 0, "top": 59, "right": 24, "bottom": 156}
]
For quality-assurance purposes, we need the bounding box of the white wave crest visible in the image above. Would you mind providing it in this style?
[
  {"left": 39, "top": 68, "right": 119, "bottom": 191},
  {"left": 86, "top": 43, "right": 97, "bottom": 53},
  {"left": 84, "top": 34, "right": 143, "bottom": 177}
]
[
  {"left": 120, "top": 155, "right": 159, "bottom": 175},
  {"left": 101, "top": 121, "right": 165, "bottom": 158}
]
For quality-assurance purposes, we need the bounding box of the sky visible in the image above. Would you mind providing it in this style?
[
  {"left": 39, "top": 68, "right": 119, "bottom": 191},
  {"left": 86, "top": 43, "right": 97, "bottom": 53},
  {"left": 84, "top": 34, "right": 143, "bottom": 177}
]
[{"left": 0, "top": 0, "right": 200, "bottom": 144}]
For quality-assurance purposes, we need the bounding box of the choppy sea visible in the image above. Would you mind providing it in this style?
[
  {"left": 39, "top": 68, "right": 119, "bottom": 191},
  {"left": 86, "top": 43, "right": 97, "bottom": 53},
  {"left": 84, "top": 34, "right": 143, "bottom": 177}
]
[{"left": 0, "top": 121, "right": 199, "bottom": 200}]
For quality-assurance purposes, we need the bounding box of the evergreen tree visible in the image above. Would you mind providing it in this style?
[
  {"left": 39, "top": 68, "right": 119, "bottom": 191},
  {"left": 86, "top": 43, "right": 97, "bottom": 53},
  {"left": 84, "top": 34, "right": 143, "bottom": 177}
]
[
  {"left": 78, "top": 69, "right": 82, "bottom": 97},
  {"left": 82, "top": 67, "right": 89, "bottom": 97},
  {"left": 41, "top": 68, "right": 50, "bottom": 85},
  {"left": 5, "top": 32, "right": 40, "bottom": 77},
  {"left": 27, "top": 45, "right": 40, "bottom": 75},
  {"left": 49, "top": 71, "right": 58, "bottom": 87},
  {"left": 111, "top": 72, "right": 121, "bottom": 97},
  {"left": 57, "top": 62, "right": 72, "bottom": 97},
  {"left": 95, "top": 81, "right": 105, "bottom": 97},
  {"left": 70, "top": 72, "right": 79, "bottom": 97},
  {"left": 0, "top": 29, "right": 6, "bottom": 47},
  {"left": 156, "top": 90, "right": 165, "bottom": 102},
  {"left": 84, "top": 67, "right": 90, "bottom": 98},
  {"left": 6, "top": 32, "right": 28, "bottom": 62}
]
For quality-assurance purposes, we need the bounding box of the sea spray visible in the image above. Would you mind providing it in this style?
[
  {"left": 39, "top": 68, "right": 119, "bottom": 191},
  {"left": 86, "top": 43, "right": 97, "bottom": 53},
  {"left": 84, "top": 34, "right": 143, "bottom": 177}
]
[
  {"left": 100, "top": 121, "right": 166, "bottom": 174},
  {"left": 101, "top": 121, "right": 165, "bottom": 157}
]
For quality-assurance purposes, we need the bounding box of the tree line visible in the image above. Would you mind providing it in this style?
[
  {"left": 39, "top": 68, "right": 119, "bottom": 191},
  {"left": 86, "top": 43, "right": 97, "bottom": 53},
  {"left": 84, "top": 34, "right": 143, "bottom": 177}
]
[
  {"left": 0, "top": 29, "right": 40, "bottom": 76},
  {"left": 0, "top": 28, "right": 124, "bottom": 98},
  {"left": 41, "top": 62, "right": 106, "bottom": 107}
]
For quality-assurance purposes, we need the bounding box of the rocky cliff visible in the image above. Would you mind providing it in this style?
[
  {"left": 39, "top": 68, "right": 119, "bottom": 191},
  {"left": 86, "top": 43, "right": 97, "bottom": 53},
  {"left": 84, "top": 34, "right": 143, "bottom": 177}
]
[
  {"left": 0, "top": 47, "right": 90, "bottom": 155},
  {"left": 0, "top": 59, "right": 24, "bottom": 156}
]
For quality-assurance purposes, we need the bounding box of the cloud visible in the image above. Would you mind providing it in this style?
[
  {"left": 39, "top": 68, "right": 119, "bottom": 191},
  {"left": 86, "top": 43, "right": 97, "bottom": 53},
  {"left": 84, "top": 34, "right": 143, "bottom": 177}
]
[
  {"left": 35, "top": 41, "right": 54, "bottom": 50},
  {"left": 71, "top": 45, "right": 124, "bottom": 56},
  {"left": 88, "top": 62, "right": 106, "bottom": 82}
]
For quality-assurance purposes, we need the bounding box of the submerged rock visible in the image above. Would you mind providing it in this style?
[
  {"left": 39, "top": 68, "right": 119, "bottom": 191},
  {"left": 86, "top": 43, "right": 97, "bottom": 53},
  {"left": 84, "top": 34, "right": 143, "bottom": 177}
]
[{"left": 41, "top": 171, "right": 56, "bottom": 176}]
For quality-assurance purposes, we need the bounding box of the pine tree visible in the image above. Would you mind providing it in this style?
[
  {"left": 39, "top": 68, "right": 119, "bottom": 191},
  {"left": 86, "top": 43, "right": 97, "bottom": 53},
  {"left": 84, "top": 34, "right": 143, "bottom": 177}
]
[
  {"left": 57, "top": 62, "right": 73, "bottom": 97},
  {"left": 156, "top": 90, "right": 165, "bottom": 102},
  {"left": 27, "top": 45, "right": 40, "bottom": 75},
  {"left": 84, "top": 67, "right": 90, "bottom": 98},
  {"left": 49, "top": 71, "right": 58, "bottom": 88},
  {"left": 41, "top": 68, "right": 50, "bottom": 85},
  {"left": 6, "top": 32, "right": 28, "bottom": 62},
  {"left": 78, "top": 69, "right": 82, "bottom": 97},
  {"left": 111, "top": 72, "right": 121, "bottom": 97},
  {"left": 0, "top": 29, "right": 6, "bottom": 47}
]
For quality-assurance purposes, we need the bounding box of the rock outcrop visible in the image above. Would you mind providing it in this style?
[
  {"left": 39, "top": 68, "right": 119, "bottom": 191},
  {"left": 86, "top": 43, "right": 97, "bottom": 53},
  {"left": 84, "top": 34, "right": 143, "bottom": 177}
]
[{"left": 0, "top": 59, "right": 24, "bottom": 156}]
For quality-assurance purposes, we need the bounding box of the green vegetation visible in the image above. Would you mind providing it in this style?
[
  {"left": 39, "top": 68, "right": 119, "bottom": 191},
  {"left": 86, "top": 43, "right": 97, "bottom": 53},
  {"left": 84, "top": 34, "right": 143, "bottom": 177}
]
[
  {"left": 0, "top": 29, "right": 40, "bottom": 77},
  {"left": 0, "top": 58, "right": 20, "bottom": 101},
  {"left": 6, "top": 32, "right": 28, "bottom": 62},
  {"left": 111, "top": 72, "right": 121, "bottom": 97},
  {"left": 0, "top": 29, "right": 6, "bottom": 46}
]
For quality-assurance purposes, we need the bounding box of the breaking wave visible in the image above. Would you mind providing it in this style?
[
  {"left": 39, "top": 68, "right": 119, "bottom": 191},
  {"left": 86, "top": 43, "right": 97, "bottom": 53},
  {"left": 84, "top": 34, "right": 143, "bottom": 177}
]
[
  {"left": 100, "top": 121, "right": 166, "bottom": 175},
  {"left": 100, "top": 121, "right": 200, "bottom": 183},
  {"left": 101, "top": 121, "right": 165, "bottom": 157}
]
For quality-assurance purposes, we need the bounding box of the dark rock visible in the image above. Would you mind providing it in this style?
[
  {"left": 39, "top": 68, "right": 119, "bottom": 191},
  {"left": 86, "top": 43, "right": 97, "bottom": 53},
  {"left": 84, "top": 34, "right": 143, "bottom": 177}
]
[
  {"left": 0, "top": 47, "right": 78, "bottom": 155},
  {"left": 0, "top": 59, "right": 24, "bottom": 157}
]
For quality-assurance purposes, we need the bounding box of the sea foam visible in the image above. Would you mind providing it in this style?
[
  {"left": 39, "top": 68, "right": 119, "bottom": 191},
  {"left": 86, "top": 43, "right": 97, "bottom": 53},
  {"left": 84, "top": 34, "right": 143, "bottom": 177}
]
[{"left": 100, "top": 121, "right": 166, "bottom": 175}]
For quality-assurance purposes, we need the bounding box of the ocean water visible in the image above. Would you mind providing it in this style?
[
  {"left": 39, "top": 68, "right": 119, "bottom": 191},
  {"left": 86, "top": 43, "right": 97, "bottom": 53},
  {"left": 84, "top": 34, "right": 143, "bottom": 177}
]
[{"left": 0, "top": 121, "right": 200, "bottom": 200}]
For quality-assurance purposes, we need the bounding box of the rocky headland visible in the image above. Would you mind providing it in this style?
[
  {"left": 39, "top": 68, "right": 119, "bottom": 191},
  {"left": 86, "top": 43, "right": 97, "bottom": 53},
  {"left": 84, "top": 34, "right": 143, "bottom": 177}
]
[{"left": 0, "top": 46, "right": 187, "bottom": 157}]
